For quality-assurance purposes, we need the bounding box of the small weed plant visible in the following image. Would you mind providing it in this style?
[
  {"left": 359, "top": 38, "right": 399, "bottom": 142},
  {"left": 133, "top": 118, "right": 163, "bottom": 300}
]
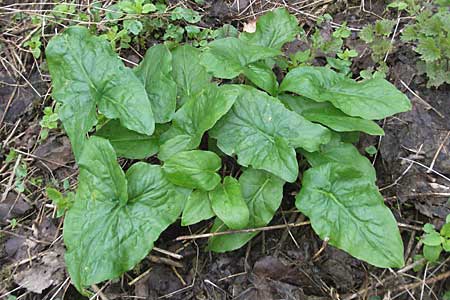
[
  {"left": 401, "top": 1, "right": 450, "bottom": 87},
  {"left": 45, "top": 8, "right": 411, "bottom": 294}
]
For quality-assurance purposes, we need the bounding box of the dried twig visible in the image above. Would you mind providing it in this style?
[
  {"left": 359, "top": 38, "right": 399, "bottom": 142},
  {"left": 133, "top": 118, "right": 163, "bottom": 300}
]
[{"left": 176, "top": 221, "right": 310, "bottom": 241}]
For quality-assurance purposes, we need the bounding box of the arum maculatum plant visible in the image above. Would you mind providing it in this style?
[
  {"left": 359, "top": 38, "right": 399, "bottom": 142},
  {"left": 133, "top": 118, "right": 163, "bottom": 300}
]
[{"left": 46, "top": 8, "right": 411, "bottom": 294}]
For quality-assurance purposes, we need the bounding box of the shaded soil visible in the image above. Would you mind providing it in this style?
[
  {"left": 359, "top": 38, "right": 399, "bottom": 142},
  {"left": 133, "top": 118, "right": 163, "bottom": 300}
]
[{"left": 1, "top": 1, "right": 450, "bottom": 299}]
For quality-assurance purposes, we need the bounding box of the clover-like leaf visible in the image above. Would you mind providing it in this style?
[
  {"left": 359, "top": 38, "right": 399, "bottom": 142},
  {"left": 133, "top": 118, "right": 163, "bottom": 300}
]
[
  {"left": 134, "top": 44, "right": 177, "bottom": 123},
  {"left": 64, "top": 137, "right": 190, "bottom": 293},
  {"left": 200, "top": 37, "right": 280, "bottom": 79},
  {"left": 171, "top": 45, "right": 211, "bottom": 101},
  {"left": 296, "top": 162, "right": 404, "bottom": 268},
  {"left": 96, "top": 120, "right": 163, "bottom": 159},
  {"left": 240, "top": 7, "right": 299, "bottom": 50},
  {"left": 181, "top": 190, "right": 215, "bottom": 226},
  {"left": 279, "top": 66, "right": 411, "bottom": 120},
  {"left": 210, "top": 176, "right": 250, "bottom": 230},
  {"left": 162, "top": 150, "right": 222, "bottom": 191},
  {"left": 209, "top": 168, "right": 285, "bottom": 252},
  {"left": 46, "top": 27, "right": 154, "bottom": 159},
  {"left": 279, "top": 94, "right": 384, "bottom": 135},
  {"left": 159, "top": 85, "right": 238, "bottom": 160},
  {"left": 210, "top": 85, "right": 331, "bottom": 182}
]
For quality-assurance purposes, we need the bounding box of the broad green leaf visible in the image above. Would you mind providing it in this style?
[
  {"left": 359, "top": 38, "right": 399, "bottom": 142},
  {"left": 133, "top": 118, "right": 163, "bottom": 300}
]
[
  {"left": 162, "top": 150, "right": 222, "bottom": 191},
  {"left": 242, "top": 62, "right": 278, "bottom": 96},
  {"left": 159, "top": 85, "right": 238, "bottom": 160},
  {"left": 240, "top": 7, "right": 299, "bottom": 50},
  {"left": 181, "top": 190, "right": 215, "bottom": 226},
  {"left": 210, "top": 85, "right": 331, "bottom": 182},
  {"left": 279, "top": 66, "right": 411, "bottom": 120},
  {"left": 171, "top": 45, "right": 211, "bottom": 101},
  {"left": 296, "top": 162, "right": 404, "bottom": 268},
  {"left": 210, "top": 176, "right": 249, "bottom": 230},
  {"left": 46, "top": 27, "right": 154, "bottom": 160},
  {"left": 209, "top": 168, "right": 285, "bottom": 252},
  {"left": 95, "top": 120, "right": 160, "bottom": 159},
  {"left": 200, "top": 37, "right": 280, "bottom": 79},
  {"left": 134, "top": 44, "right": 177, "bottom": 123},
  {"left": 301, "top": 141, "right": 377, "bottom": 182},
  {"left": 64, "top": 138, "right": 190, "bottom": 292},
  {"left": 158, "top": 135, "right": 196, "bottom": 162},
  {"left": 279, "top": 94, "right": 385, "bottom": 135}
]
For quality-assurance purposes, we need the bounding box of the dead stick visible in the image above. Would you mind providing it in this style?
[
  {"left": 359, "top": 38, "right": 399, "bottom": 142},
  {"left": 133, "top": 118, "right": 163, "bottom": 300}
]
[
  {"left": 392, "top": 270, "right": 450, "bottom": 293},
  {"left": 175, "top": 221, "right": 310, "bottom": 241}
]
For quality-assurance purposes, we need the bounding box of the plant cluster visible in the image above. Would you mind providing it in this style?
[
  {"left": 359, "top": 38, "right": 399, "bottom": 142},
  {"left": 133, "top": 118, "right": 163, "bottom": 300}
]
[
  {"left": 419, "top": 216, "right": 450, "bottom": 263},
  {"left": 45, "top": 8, "right": 411, "bottom": 294},
  {"left": 401, "top": 2, "right": 450, "bottom": 87}
]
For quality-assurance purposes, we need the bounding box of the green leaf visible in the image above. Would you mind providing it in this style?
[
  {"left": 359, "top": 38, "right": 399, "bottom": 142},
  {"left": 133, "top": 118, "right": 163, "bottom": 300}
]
[
  {"left": 210, "top": 85, "right": 331, "bottom": 182},
  {"left": 181, "top": 190, "right": 215, "bottom": 226},
  {"left": 159, "top": 85, "right": 238, "bottom": 160},
  {"left": 442, "top": 239, "right": 450, "bottom": 252},
  {"left": 301, "top": 141, "right": 377, "bottom": 182},
  {"left": 442, "top": 223, "right": 450, "bottom": 238},
  {"left": 171, "top": 45, "right": 211, "bottom": 101},
  {"left": 242, "top": 62, "right": 279, "bottom": 96},
  {"left": 423, "top": 223, "right": 435, "bottom": 234},
  {"left": 162, "top": 150, "right": 222, "bottom": 191},
  {"left": 279, "top": 94, "right": 385, "bottom": 135},
  {"left": 200, "top": 37, "right": 280, "bottom": 79},
  {"left": 158, "top": 135, "right": 196, "bottom": 162},
  {"left": 64, "top": 138, "right": 190, "bottom": 292},
  {"left": 296, "top": 162, "right": 404, "bottom": 268},
  {"left": 209, "top": 168, "right": 285, "bottom": 252},
  {"left": 240, "top": 7, "right": 299, "bottom": 50},
  {"left": 123, "top": 19, "right": 143, "bottom": 35},
  {"left": 423, "top": 245, "right": 442, "bottom": 262},
  {"left": 95, "top": 120, "right": 159, "bottom": 159},
  {"left": 416, "top": 37, "right": 441, "bottom": 62},
  {"left": 210, "top": 176, "right": 249, "bottom": 230},
  {"left": 359, "top": 25, "right": 374, "bottom": 43},
  {"left": 134, "top": 44, "right": 177, "bottom": 123},
  {"left": 46, "top": 27, "right": 154, "bottom": 160},
  {"left": 279, "top": 66, "right": 411, "bottom": 120},
  {"left": 422, "top": 232, "right": 443, "bottom": 246},
  {"left": 170, "top": 7, "right": 201, "bottom": 23}
]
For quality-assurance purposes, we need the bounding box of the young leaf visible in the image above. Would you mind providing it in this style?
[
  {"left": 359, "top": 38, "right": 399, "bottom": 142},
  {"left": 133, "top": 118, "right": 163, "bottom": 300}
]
[
  {"left": 242, "top": 62, "right": 279, "bottom": 96},
  {"left": 181, "top": 190, "right": 215, "bottom": 226},
  {"left": 210, "top": 85, "right": 331, "bottom": 182},
  {"left": 95, "top": 120, "right": 161, "bottom": 159},
  {"left": 171, "top": 45, "right": 211, "bottom": 101},
  {"left": 200, "top": 37, "right": 280, "bottom": 79},
  {"left": 209, "top": 168, "right": 285, "bottom": 252},
  {"left": 64, "top": 138, "right": 190, "bottom": 292},
  {"left": 279, "top": 94, "right": 385, "bottom": 135},
  {"left": 134, "top": 44, "right": 177, "bottom": 123},
  {"left": 210, "top": 176, "right": 250, "bottom": 230},
  {"left": 301, "top": 141, "right": 377, "bottom": 182},
  {"left": 423, "top": 245, "right": 442, "bottom": 262},
  {"left": 279, "top": 66, "right": 411, "bottom": 120},
  {"left": 162, "top": 150, "right": 222, "bottom": 191},
  {"left": 240, "top": 7, "right": 299, "bottom": 50},
  {"left": 159, "top": 85, "right": 238, "bottom": 160},
  {"left": 46, "top": 27, "right": 155, "bottom": 160},
  {"left": 296, "top": 162, "right": 404, "bottom": 268}
]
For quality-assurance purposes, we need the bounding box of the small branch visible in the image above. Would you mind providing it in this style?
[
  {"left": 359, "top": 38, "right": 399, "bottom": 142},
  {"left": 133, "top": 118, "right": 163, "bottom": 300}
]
[{"left": 175, "top": 221, "right": 310, "bottom": 241}]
